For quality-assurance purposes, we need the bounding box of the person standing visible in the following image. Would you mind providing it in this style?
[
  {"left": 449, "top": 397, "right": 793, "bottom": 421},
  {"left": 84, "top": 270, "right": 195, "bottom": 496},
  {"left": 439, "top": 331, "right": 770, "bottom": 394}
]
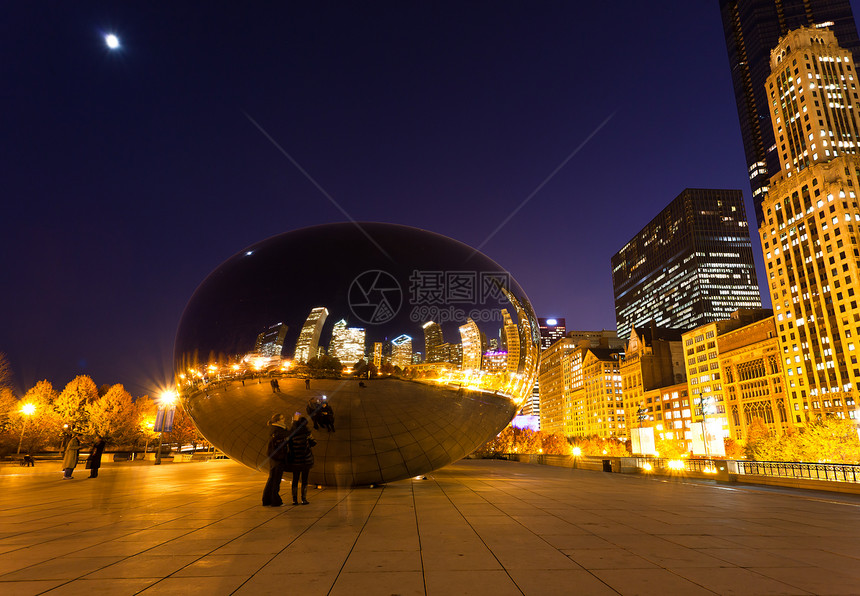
[
  {"left": 318, "top": 402, "right": 335, "bottom": 433},
  {"left": 86, "top": 436, "right": 107, "bottom": 478},
  {"left": 62, "top": 433, "right": 81, "bottom": 479},
  {"left": 288, "top": 413, "right": 316, "bottom": 505},
  {"left": 262, "top": 413, "right": 289, "bottom": 506}
]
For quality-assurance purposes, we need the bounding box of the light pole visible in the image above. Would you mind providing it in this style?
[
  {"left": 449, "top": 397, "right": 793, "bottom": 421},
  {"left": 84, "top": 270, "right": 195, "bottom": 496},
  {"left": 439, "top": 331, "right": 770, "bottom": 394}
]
[
  {"left": 16, "top": 403, "right": 36, "bottom": 454},
  {"left": 572, "top": 446, "right": 582, "bottom": 469},
  {"left": 154, "top": 390, "right": 178, "bottom": 465}
]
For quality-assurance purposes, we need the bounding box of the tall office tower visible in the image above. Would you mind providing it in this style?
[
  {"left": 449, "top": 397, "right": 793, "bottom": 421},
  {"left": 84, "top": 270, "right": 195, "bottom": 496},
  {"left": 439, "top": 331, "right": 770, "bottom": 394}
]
[
  {"left": 373, "top": 342, "right": 383, "bottom": 369},
  {"left": 760, "top": 27, "right": 860, "bottom": 424},
  {"left": 328, "top": 319, "right": 366, "bottom": 366},
  {"left": 720, "top": 0, "right": 860, "bottom": 225},
  {"left": 255, "top": 322, "right": 288, "bottom": 358},
  {"left": 459, "top": 318, "right": 483, "bottom": 371},
  {"left": 391, "top": 334, "right": 413, "bottom": 368},
  {"left": 501, "top": 309, "right": 521, "bottom": 373},
  {"left": 538, "top": 318, "right": 566, "bottom": 350},
  {"left": 422, "top": 321, "right": 445, "bottom": 363},
  {"left": 294, "top": 307, "right": 329, "bottom": 363},
  {"left": 612, "top": 188, "right": 762, "bottom": 340}
]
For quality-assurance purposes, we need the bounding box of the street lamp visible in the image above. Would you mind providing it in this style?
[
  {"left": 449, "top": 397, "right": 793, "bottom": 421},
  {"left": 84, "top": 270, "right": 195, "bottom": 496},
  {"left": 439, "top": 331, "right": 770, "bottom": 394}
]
[
  {"left": 16, "top": 403, "right": 36, "bottom": 455},
  {"left": 572, "top": 446, "right": 582, "bottom": 469},
  {"left": 154, "top": 390, "right": 178, "bottom": 465}
]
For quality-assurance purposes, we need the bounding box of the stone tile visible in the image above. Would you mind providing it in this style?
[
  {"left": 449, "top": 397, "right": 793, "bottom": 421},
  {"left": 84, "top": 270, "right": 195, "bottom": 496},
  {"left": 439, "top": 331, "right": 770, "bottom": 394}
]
[
  {"left": 41, "top": 578, "right": 158, "bottom": 595},
  {"left": 330, "top": 571, "right": 425, "bottom": 596},
  {"left": 696, "top": 548, "right": 807, "bottom": 568},
  {"left": 0, "top": 556, "right": 126, "bottom": 581},
  {"left": 340, "top": 549, "right": 422, "bottom": 573},
  {"left": 507, "top": 569, "right": 619, "bottom": 596},
  {"left": 171, "top": 553, "right": 270, "bottom": 577},
  {"left": 750, "top": 566, "right": 860, "bottom": 595},
  {"left": 425, "top": 570, "right": 522, "bottom": 596},
  {"left": 565, "top": 548, "right": 659, "bottom": 570},
  {"left": 0, "top": 580, "right": 67, "bottom": 596},
  {"left": 591, "top": 568, "right": 718, "bottom": 595},
  {"left": 137, "top": 575, "right": 247, "bottom": 595},
  {"left": 83, "top": 555, "right": 200, "bottom": 579},
  {"left": 234, "top": 571, "right": 336, "bottom": 595},
  {"left": 670, "top": 567, "right": 813, "bottom": 595}
]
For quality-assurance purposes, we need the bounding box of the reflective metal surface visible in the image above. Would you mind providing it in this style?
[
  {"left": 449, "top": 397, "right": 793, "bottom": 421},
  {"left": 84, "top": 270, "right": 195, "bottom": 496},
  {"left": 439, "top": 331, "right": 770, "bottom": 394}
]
[{"left": 175, "top": 223, "right": 540, "bottom": 486}]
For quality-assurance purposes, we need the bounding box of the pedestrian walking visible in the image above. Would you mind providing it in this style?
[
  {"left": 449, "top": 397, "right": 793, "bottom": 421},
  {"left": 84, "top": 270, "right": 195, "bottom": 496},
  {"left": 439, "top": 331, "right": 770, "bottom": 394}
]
[
  {"left": 262, "top": 413, "right": 289, "bottom": 506},
  {"left": 287, "top": 413, "right": 316, "bottom": 505},
  {"left": 62, "top": 433, "right": 81, "bottom": 479},
  {"left": 273, "top": 378, "right": 280, "bottom": 393},
  {"left": 86, "top": 436, "right": 107, "bottom": 478},
  {"left": 304, "top": 378, "right": 310, "bottom": 390}
]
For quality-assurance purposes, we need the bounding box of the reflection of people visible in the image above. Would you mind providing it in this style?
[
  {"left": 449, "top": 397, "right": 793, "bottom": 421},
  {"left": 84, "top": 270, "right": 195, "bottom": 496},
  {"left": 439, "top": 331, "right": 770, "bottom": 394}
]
[
  {"left": 318, "top": 402, "right": 335, "bottom": 432},
  {"left": 358, "top": 381, "right": 366, "bottom": 389},
  {"left": 22, "top": 454, "right": 35, "bottom": 466},
  {"left": 262, "top": 413, "right": 289, "bottom": 507},
  {"left": 62, "top": 434, "right": 81, "bottom": 479},
  {"left": 305, "top": 378, "right": 311, "bottom": 390},
  {"left": 288, "top": 413, "right": 316, "bottom": 505},
  {"left": 307, "top": 397, "right": 321, "bottom": 429},
  {"left": 86, "top": 436, "right": 107, "bottom": 478},
  {"left": 270, "top": 379, "right": 281, "bottom": 393}
]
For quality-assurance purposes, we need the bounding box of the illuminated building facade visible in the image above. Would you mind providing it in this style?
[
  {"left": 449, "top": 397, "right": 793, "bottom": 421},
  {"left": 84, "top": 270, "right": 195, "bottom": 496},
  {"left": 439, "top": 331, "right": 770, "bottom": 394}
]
[
  {"left": 255, "top": 322, "right": 288, "bottom": 358},
  {"left": 620, "top": 323, "right": 686, "bottom": 441},
  {"left": 760, "top": 27, "right": 860, "bottom": 425},
  {"left": 373, "top": 342, "right": 383, "bottom": 369},
  {"left": 612, "top": 188, "right": 762, "bottom": 340},
  {"left": 422, "top": 321, "right": 446, "bottom": 363},
  {"left": 502, "top": 309, "right": 521, "bottom": 373},
  {"left": 294, "top": 307, "right": 328, "bottom": 363},
  {"left": 391, "top": 334, "right": 413, "bottom": 369},
  {"left": 682, "top": 309, "right": 773, "bottom": 452},
  {"left": 581, "top": 348, "right": 624, "bottom": 438},
  {"left": 538, "top": 337, "right": 575, "bottom": 434},
  {"left": 329, "top": 319, "right": 366, "bottom": 366},
  {"left": 482, "top": 350, "right": 508, "bottom": 373},
  {"left": 459, "top": 318, "right": 482, "bottom": 371},
  {"left": 719, "top": 0, "right": 860, "bottom": 224},
  {"left": 719, "top": 315, "right": 790, "bottom": 440},
  {"left": 538, "top": 318, "right": 566, "bottom": 350}
]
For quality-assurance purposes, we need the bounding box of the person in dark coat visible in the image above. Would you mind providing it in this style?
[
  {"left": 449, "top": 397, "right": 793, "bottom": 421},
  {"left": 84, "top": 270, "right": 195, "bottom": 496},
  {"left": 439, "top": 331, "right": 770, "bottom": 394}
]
[
  {"left": 262, "top": 413, "right": 289, "bottom": 506},
  {"left": 317, "top": 402, "right": 335, "bottom": 432},
  {"left": 306, "top": 397, "right": 322, "bottom": 429},
  {"left": 287, "top": 413, "right": 316, "bottom": 505},
  {"left": 62, "top": 434, "right": 80, "bottom": 479},
  {"left": 86, "top": 436, "right": 107, "bottom": 478}
]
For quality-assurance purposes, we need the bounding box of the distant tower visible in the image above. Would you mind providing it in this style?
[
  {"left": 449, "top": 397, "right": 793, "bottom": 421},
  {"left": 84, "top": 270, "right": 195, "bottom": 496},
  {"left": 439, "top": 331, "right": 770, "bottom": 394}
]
[
  {"left": 611, "top": 188, "right": 762, "bottom": 340},
  {"left": 391, "top": 334, "right": 413, "bottom": 368},
  {"left": 501, "top": 309, "right": 521, "bottom": 373},
  {"left": 719, "top": 0, "right": 860, "bottom": 225},
  {"left": 294, "top": 307, "right": 328, "bottom": 363},
  {"left": 329, "top": 319, "right": 366, "bottom": 366},
  {"left": 459, "top": 318, "right": 482, "bottom": 371},
  {"left": 373, "top": 342, "right": 383, "bottom": 369},
  {"left": 538, "top": 318, "right": 566, "bottom": 351},
  {"left": 422, "top": 321, "right": 445, "bottom": 363},
  {"left": 255, "top": 322, "right": 288, "bottom": 358}
]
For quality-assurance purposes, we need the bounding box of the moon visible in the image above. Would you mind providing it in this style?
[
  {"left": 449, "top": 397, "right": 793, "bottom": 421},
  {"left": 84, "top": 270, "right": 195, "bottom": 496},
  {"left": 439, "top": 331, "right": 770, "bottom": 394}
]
[{"left": 105, "top": 34, "right": 120, "bottom": 49}]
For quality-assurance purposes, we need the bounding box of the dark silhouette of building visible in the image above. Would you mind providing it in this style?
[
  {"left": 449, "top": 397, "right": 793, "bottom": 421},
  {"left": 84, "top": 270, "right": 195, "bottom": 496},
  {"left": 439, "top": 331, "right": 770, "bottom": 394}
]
[
  {"left": 719, "top": 0, "right": 860, "bottom": 225},
  {"left": 612, "top": 188, "right": 762, "bottom": 340}
]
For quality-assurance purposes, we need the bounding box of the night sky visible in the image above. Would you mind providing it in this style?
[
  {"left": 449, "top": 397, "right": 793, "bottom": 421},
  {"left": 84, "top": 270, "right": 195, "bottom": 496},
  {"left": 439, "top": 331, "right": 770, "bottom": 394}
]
[{"left": 5, "top": 2, "right": 859, "bottom": 396}]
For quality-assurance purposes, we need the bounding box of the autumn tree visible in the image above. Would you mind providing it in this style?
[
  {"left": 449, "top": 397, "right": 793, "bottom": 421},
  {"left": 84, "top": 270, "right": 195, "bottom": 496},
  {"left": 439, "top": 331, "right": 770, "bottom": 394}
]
[
  {"left": 744, "top": 417, "right": 773, "bottom": 461},
  {"left": 4, "top": 381, "right": 63, "bottom": 454},
  {"left": 723, "top": 437, "right": 745, "bottom": 459},
  {"left": 795, "top": 417, "right": 860, "bottom": 463},
  {"left": 655, "top": 437, "right": 687, "bottom": 459},
  {"left": 0, "top": 352, "right": 13, "bottom": 391},
  {"left": 540, "top": 433, "right": 569, "bottom": 455},
  {"left": 167, "top": 406, "right": 203, "bottom": 452},
  {"left": 54, "top": 375, "right": 99, "bottom": 431},
  {"left": 85, "top": 384, "right": 142, "bottom": 447}
]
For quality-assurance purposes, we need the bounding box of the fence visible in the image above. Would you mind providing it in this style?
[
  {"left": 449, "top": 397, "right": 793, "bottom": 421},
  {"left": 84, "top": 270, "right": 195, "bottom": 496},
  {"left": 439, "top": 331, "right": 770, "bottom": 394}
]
[{"left": 731, "top": 460, "right": 860, "bottom": 483}]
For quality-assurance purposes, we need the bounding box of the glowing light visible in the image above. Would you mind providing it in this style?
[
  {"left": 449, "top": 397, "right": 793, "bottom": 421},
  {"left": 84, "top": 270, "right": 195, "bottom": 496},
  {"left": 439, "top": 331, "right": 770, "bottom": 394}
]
[
  {"left": 159, "top": 390, "right": 178, "bottom": 407},
  {"left": 105, "top": 34, "right": 120, "bottom": 49},
  {"left": 642, "top": 462, "right": 653, "bottom": 471},
  {"left": 668, "top": 460, "right": 685, "bottom": 470},
  {"left": 20, "top": 403, "right": 36, "bottom": 416},
  {"left": 571, "top": 447, "right": 582, "bottom": 457},
  {"left": 546, "top": 318, "right": 557, "bottom": 326}
]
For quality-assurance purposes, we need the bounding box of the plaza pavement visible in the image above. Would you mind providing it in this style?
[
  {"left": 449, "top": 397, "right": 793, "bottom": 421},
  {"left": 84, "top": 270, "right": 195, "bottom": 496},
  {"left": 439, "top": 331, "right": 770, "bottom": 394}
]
[{"left": 1, "top": 459, "right": 860, "bottom": 596}]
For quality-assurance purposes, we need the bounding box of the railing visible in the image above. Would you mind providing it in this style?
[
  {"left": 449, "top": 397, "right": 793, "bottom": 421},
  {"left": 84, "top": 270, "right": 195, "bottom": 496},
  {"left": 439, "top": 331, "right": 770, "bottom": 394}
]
[{"left": 734, "top": 460, "right": 860, "bottom": 483}]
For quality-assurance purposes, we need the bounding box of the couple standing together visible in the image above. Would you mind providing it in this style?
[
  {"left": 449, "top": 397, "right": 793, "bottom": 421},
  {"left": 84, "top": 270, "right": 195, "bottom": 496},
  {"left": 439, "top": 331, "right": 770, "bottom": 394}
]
[{"left": 262, "top": 412, "right": 315, "bottom": 507}]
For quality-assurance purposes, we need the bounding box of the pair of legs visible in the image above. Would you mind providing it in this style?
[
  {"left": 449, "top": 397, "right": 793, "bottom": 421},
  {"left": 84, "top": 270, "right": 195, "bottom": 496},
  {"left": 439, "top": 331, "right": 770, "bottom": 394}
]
[
  {"left": 262, "top": 463, "right": 285, "bottom": 506},
  {"left": 63, "top": 468, "right": 74, "bottom": 479},
  {"left": 89, "top": 468, "right": 99, "bottom": 478},
  {"left": 291, "top": 468, "right": 310, "bottom": 504}
]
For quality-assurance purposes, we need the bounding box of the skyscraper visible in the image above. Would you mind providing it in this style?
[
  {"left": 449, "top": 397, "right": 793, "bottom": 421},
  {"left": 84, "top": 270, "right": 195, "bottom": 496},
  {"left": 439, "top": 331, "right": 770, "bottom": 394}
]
[
  {"left": 759, "top": 27, "right": 860, "bottom": 424},
  {"left": 255, "top": 322, "right": 288, "bottom": 358},
  {"left": 294, "top": 307, "right": 328, "bottom": 363},
  {"left": 422, "top": 321, "right": 445, "bottom": 363},
  {"left": 328, "top": 319, "right": 366, "bottom": 366},
  {"left": 459, "top": 318, "right": 482, "bottom": 371},
  {"left": 501, "top": 309, "right": 521, "bottom": 373},
  {"left": 391, "top": 334, "right": 413, "bottom": 368},
  {"left": 538, "top": 318, "right": 566, "bottom": 351},
  {"left": 719, "top": 0, "right": 860, "bottom": 225},
  {"left": 612, "top": 188, "right": 762, "bottom": 340}
]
